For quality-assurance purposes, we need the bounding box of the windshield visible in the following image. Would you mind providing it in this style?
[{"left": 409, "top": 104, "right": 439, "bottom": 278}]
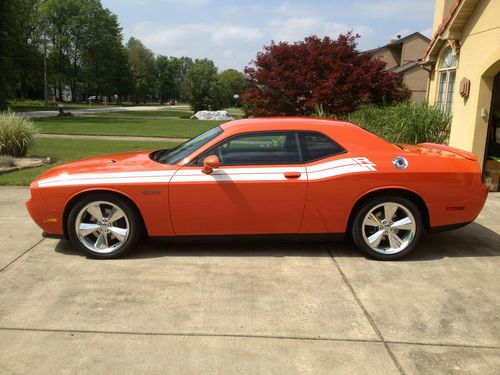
[{"left": 153, "top": 126, "right": 223, "bottom": 164}]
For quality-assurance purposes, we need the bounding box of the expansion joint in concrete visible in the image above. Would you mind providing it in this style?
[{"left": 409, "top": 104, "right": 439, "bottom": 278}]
[
  {"left": 0, "top": 238, "right": 45, "bottom": 273},
  {"left": 325, "top": 243, "right": 406, "bottom": 375}
]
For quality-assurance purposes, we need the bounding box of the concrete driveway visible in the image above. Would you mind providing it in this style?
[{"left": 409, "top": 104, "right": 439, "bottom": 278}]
[{"left": 0, "top": 187, "right": 499, "bottom": 374}]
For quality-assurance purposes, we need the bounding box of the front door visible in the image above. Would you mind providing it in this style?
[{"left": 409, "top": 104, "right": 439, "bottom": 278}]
[{"left": 168, "top": 131, "right": 307, "bottom": 235}]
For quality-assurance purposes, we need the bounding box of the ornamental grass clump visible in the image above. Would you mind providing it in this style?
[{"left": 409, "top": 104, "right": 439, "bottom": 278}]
[
  {"left": 348, "top": 102, "right": 452, "bottom": 144},
  {"left": 0, "top": 111, "right": 38, "bottom": 157}
]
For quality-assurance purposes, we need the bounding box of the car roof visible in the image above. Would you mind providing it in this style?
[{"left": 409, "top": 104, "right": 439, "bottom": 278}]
[
  {"left": 220, "top": 117, "right": 357, "bottom": 132},
  {"left": 219, "top": 117, "right": 395, "bottom": 154}
]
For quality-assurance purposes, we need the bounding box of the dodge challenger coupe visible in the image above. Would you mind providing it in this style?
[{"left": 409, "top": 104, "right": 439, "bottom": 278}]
[{"left": 26, "top": 118, "right": 488, "bottom": 260}]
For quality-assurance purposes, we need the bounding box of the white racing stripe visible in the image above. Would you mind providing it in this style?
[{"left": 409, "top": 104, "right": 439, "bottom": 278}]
[
  {"left": 172, "top": 166, "right": 307, "bottom": 183},
  {"left": 38, "top": 176, "right": 174, "bottom": 187},
  {"left": 38, "top": 170, "right": 176, "bottom": 187},
  {"left": 307, "top": 157, "right": 377, "bottom": 180},
  {"left": 37, "top": 157, "right": 376, "bottom": 187},
  {"left": 307, "top": 164, "right": 375, "bottom": 180},
  {"left": 306, "top": 158, "right": 358, "bottom": 173}
]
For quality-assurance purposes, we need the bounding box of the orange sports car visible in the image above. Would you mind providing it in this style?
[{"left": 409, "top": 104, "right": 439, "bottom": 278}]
[{"left": 26, "top": 118, "right": 488, "bottom": 260}]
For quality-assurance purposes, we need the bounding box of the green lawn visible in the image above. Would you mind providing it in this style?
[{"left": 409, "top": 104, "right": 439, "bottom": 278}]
[
  {"left": 33, "top": 116, "right": 222, "bottom": 138},
  {"left": 0, "top": 138, "right": 180, "bottom": 186},
  {"left": 95, "top": 109, "right": 193, "bottom": 118},
  {"left": 225, "top": 107, "right": 245, "bottom": 118}
]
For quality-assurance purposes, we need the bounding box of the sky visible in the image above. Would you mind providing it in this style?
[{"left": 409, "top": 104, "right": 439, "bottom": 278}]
[{"left": 101, "top": 0, "right": 435, "bottom": 71}]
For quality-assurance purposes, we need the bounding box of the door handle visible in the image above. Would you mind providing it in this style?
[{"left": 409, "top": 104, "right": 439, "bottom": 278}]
[{"left": 284, "top": 171, "right": 301, "bottom": 178}]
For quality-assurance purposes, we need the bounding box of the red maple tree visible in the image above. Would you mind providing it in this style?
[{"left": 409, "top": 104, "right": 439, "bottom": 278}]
[{"left": 243, "top": 33, "right": 410, "bottom": 117}]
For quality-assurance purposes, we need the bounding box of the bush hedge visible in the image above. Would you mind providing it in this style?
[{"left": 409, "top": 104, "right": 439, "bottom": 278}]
[
  {"left": 0, "top": 111, "right": 38, "bottom": 157},
  {"left": 347, "top": 102, "right": 452, "bottom": 144}
]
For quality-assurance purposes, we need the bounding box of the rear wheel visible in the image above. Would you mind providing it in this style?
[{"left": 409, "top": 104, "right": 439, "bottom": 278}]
[
  {"left": 352, "top": 195, "right": 422, "bottom": 260},
  {"left": 67, "top": 193, "right": 142, "bottom": 259}
]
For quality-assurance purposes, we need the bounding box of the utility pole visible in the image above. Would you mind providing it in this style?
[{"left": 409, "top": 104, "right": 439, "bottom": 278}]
[{"left": 43, "top": 39, "right": 48, "bottom": 109}]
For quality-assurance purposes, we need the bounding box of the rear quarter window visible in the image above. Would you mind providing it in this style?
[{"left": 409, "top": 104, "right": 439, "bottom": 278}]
[{"left": 300, "top": 132, "right": 345, "bottom": 162}]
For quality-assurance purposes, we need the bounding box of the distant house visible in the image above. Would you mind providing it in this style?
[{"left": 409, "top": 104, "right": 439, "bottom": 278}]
[{"left": 368, "top": 32, "right": 431, "bottom": 102}]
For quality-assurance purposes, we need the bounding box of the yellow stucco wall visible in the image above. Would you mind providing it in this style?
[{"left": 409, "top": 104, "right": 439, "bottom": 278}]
[{"left": 428, "top": 0, "right": 500, "bottom": 166}]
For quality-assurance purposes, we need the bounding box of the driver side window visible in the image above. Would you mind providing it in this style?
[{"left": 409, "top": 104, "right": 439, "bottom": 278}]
[{"left": 196, "top": 132, "right": 301, "bottom": 165}]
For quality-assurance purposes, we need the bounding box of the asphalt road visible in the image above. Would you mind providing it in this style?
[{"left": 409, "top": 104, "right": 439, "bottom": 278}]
[
  {"left": 0, "top": 187, "right": 499, "bottom": 374},
  {"left": 22, "top": 105, "right": 191, "bottom": 118}
]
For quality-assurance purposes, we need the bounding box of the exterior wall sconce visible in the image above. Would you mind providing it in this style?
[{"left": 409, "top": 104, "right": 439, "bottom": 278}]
[{"left": 459, "top": 77, "right": 470, "bottom": 98}]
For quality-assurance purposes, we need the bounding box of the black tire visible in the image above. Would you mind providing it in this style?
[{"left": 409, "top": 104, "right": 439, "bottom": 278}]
[
  {"left": 351, "top": 195, "right": 423, "bottom": 260},
  {"left": 67, "top": 193, "right": 142, "bottom": 259}
]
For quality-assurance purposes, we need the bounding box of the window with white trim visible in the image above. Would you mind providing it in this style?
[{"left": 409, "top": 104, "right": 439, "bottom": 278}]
[{"left": 436, "top": 47, "right": 457, "bottom": 113}]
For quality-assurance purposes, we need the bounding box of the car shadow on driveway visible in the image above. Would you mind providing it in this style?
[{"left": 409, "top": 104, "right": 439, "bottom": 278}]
[
  {"left": 54, "top": 222, "right": 500, "bottom": 261},
  {"left": 330, "top": 222, "right": 500, "bottom": 261},
  {"left": 54, "top": 240, "right": 332, "bottom": 259}
]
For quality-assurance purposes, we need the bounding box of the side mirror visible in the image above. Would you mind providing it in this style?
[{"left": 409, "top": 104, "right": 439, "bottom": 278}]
[{"left": 202, "top": 155, "right": 220, "bottom": 174}]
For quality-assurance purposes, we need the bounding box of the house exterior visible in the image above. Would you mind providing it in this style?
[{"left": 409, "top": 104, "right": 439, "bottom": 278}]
[
  {"left": 368, "top": 32, "right": 430, "bottom": 101},
  {"left": 422, "top": 0, "right": 500, "bottom": 176}
]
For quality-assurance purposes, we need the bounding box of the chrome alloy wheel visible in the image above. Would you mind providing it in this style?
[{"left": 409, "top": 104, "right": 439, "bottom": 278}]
[
  {"left": 75, "top": 201, "right": 130, "bottom": 254},
  {"left": 361, "top": 202, "right": 416, "bottom": 255}
]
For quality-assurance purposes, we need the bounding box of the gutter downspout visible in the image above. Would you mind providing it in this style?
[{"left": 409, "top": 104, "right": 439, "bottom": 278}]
[{"left": 419, "top": 59, "right": 434, "bottom": 103}]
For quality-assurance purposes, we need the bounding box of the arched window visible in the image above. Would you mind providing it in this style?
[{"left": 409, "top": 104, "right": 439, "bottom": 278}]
[{"left": 436, "top": 47, "right": 457, "bottom": 112}]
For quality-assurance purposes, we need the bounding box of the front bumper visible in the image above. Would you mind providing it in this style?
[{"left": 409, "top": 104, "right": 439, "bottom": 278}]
[{"left": 26, "top": 181, "right": 64, "bottom": 236}]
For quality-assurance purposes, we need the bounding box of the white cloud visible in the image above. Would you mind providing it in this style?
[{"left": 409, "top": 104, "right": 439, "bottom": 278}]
[
  {"left": 131, "top": 22, "right": 263, "bottom": 69},
  {"left": 121, "top": 0, "right": 433, "bottom": 70},
  {"left": 353, "top": 0, "right": 434, "bottom": 20},
  {"left": 131, "top": 15, "right": 373, "bottom": 70},
  {"left": 266, "top": 17, "right": 371, "bottom": 43},
  {"left": 211, "top": 26, "right": 262, "bottom": 45},
  {"left": 277, "top": 1, "right": 317, "bottom": 17}
]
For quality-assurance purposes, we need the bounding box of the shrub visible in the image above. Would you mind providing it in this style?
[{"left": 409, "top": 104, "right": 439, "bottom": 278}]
[
  {"left": 0, "top": 111, "right": 38, "bottom": 157},
  {"left": 243, "top": 33, "right": 410, "bottom": 117},
  {"left": 347, "top": 102, "right": 451, "bottom": 144},
  {"left": 312, "top": 104, "right": 337, "bottom": 119}
]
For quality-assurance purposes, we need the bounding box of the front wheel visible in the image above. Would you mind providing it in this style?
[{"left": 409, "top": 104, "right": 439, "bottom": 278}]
[
  {"left": 351, "top": 196, "right": 423, "bottom": 260},
  {"left": 67, "top": 193, "right": 142, "bottom": 259}
]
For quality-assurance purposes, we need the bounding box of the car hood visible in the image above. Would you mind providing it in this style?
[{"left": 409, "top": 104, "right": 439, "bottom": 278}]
[{"left": 36, "top": 150, "right": 178, "bottom": 182}]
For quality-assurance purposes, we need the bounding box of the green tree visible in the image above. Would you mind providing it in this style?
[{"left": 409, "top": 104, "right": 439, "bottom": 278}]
[
  {"left": 209, "top": 78, "right": 232, "bottom": 110},
  {"left": 126, "top": 37, "right": 156, "bottom": 104},
  {"left": 177, "top": 56, "right": 193, "bottom": 102},
  {"left": 185, "top": 58, "right": 222, "bottom": 111},
  {"left": 39, "top": 0, "right": 131, "bottom": 102},
  {"left": 80, "top": 2, "right": 132, "bottom": 100},
  {"left": 218, "top": 69, "right": 247, "bottom": 106},
  {"left": 156, "top": 56, "right": 181, "bottom": 104},
  {"left": 0, "top": 0, "right": 42, "bottom": 109},
  {"left": 39, "top": 0, "right": 77, "bottom": 100}
]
